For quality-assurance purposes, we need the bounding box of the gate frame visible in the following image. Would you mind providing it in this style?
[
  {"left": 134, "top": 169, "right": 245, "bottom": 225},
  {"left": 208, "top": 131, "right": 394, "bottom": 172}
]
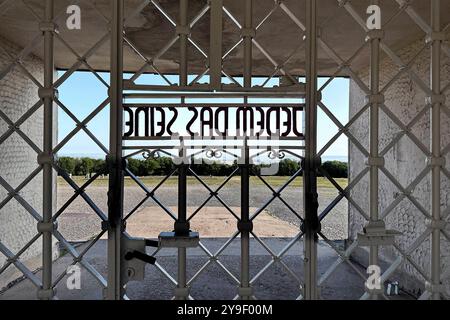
[{"left": 0, "top": 0, "right": 447, "bottom": 301}]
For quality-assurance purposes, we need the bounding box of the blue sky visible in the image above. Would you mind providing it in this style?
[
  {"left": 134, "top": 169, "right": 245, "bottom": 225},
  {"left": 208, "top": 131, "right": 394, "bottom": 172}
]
[{"left": 57, "top": 71, "right": 349, "bottom": 160}]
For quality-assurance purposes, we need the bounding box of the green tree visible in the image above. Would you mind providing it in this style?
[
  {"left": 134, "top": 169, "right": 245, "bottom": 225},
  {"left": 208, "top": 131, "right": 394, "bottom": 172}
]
[
  {"left": 127, "top": 158, "right": 141, "bottom": 176},
  {"left": 321, "top": 161, "right": 348, "bottom": 178},
  {"left": 77, "top": 157, "right": 94, "bottom": 176},
  {"left": 58, "top": 157, "right": 77, "bottom": 175},
  {"left": 140, "top": 159, "right": 160, "bottom": 176}
]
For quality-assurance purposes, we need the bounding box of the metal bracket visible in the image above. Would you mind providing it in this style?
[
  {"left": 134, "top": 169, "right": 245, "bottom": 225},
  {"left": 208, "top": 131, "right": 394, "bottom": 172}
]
[
  {"left": 426, "top": 218, "right": 447, "bottom": 230},
  {"left": 425, "top": 281, "right": 445, "bottom": 294},
  {"left": 106, "top": 155, "right": 127, "bottom": 171},
  {"left": 237, "top": 221, "right": 254, "bottom": 233},
  {"left": 37, "top": 288, "right": 56, "bottom": 300},
  {"left": 398, "top": 0, "right": 411, "bottom": 11},
  {"left": 365, "top": 94, "right": 385, "bottom": 105},
  {"left": 365, "top": 156, "right": 385, "bottom": 167},
  {"left": 159, "top": 232, "right": 200, "bottom": 248},
  {"left": 174, "top": 221, "right": 191, "bottom": 236},
  {"left": 238, "top": 286, "right": 253, "bottom": 297},
  {"left": 176, "top": 25, "right": 191, "bottom": 36},
  {"left": 337, "top": 0, "right": 349, "bottom": 8},
  {"left": 426, "top": 94, "right": 446, "bottom": 105},
  {"left": 358, "top": 220, "right": 401, "bottom": 247},
  {"left": 174, "top": 287, "right": 190, "bottom": 299},
  {"left": 38, "top": 87, "right": 58, "bottom": 100},
  {"left": 426, "top": 156, "right": 446, "bottom": 168},
  {"left": 301, "top": 156, "right": 322, "bottom": 171},
  {"left": 364, "top": 284, "right": 384, "bottom": 295},
  {"left": 39, "top": 22, "right": 58, "bottom": 33},
  {"left": 365, "top": 30, "right": 385, "bottom": 41},
  {"left": 101, "top": 220, "right": 126, "bottom": 232},
  {"left": 37, "top": 152, "right": 55, "bottom": 166},
  {"left": 37, "top": 221, "right": 58, "bottom": 234},
  {"left": 425, "top": 32, "right": 446, "bottom": 44},
  {"left": 241, "top": 28, "right": 256, "bottom": 38}
]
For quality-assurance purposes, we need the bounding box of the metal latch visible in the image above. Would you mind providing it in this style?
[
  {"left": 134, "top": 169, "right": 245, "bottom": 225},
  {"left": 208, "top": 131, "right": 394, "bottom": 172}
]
[
  {"left": 124, "top": 237, "right": 159, "bottom": 282},
  {"left": 159, "top": 232, "right": 200, "bottom": 248},
  {"left": 357, "top": 220, "right": 401, "bottom": 247}
]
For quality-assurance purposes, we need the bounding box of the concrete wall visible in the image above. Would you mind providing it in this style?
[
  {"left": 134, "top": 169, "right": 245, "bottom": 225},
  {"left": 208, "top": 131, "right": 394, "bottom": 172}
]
[
  {"left": 349, "top": 37, "right": 450, "bottom": 296},
  {"left": 0, "top": 35, "right": 58, "bottom": 290}
]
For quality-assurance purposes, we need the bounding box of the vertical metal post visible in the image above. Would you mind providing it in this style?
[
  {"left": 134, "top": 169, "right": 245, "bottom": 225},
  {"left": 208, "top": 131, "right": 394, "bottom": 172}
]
[
  {"left": 239, "top": 2, "right": 253, "bottom": 300},
  {"left": 429, "top": 0, "right": 442, "bottom": 301},
  {"left": 303, "top": 0, "right": 319, "bottom": 300},
  {"left": 40, "top": 0, "right": 55, "bottom": 301},
  {"left": 243, "top": 0, "right": 253, "bottom": 88},
  {"left": 179, "top": 0, "right": 188, "bottom": 87},
  {"left": 368, "top": 0, "right": 382, "bottom": 300},
  {"left": 239, "top": 138, "right": 251, "bottom": 300},
  {"left": 175, "top": 142, "right": 189, "bottom": 300},
  {"left": 107, "top": 0, "right": 125, "bottom": 300},
  {"left": 210, "top": 0, "right": 223, "bottom": 90}
]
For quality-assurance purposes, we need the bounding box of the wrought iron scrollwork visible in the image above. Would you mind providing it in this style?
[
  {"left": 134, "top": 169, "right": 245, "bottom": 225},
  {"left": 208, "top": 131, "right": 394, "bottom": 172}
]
[
  {"left": 142, "top": 149, "right": 161, "bottom": 160},
  {"left": 205, "top": 149, "right": 223, "bottom": 159},
  {"left": 268, "top": 150, "right": 286, "bottom": 160}
]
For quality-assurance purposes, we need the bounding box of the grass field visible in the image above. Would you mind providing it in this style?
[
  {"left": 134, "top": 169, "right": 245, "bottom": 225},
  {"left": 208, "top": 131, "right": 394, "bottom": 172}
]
[{"left": 58, "top": 176, "right": 348, "bottom": 189}]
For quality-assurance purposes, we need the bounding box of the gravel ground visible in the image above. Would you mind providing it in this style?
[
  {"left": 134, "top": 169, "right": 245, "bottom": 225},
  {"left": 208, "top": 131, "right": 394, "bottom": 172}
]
[{"left": 57, "top": 182, "right": 348, "bottom": 241}]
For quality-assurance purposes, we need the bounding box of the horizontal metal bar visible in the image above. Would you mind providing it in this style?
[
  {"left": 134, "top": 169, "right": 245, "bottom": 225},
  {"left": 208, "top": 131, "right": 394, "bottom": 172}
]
[
  {"left": 124, "top": 81, "right": 305, "bottom": 92},
  {"left": 124, "top": 92, "right": 305, "bottom": 99},
  {"left": 123, "top": 103, "right": 305, "bottom": 109},
  {"left": 123, "top": 136, "right": 305, "bottom": 142},
  {"left": 122, "top": 145, "right": 306, "bottom": 152}
]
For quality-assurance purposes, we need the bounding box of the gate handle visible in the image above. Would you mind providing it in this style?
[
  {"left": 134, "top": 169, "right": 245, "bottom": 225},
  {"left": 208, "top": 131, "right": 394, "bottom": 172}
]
[{"left": 125, "top": 251, "right": 156, "bottom": 265}]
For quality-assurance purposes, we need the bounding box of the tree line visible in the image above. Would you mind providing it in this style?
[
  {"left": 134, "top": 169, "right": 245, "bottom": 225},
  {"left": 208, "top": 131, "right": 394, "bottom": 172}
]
[{"left": 57, "top": 157, "right": 348, "bottom": 178}]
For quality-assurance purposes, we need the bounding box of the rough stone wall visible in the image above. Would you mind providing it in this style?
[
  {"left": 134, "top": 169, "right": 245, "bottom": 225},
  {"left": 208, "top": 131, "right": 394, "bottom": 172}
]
[
  {"left": 0, "top": 35, "right": 58, "bottom": 289},
  {"left": 349, "top": 37, "right": 450, "bottom": 295}
]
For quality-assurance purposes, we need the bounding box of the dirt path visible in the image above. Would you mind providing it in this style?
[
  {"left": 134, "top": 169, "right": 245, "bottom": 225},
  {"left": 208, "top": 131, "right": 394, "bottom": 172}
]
[{"left": 57, "top": 184, "right": 347, "bottom": 241}]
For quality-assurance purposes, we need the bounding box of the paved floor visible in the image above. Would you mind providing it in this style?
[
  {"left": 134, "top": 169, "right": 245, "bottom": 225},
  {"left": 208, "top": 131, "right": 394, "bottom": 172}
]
[{"left": 0, "top": 238, "right": 385, "bottom": 300}]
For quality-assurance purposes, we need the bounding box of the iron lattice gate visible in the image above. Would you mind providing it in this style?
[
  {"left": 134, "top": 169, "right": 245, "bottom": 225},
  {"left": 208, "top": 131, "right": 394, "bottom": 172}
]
[{"left": 0, "top": 0, "right": 449, "bottom": 300}]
